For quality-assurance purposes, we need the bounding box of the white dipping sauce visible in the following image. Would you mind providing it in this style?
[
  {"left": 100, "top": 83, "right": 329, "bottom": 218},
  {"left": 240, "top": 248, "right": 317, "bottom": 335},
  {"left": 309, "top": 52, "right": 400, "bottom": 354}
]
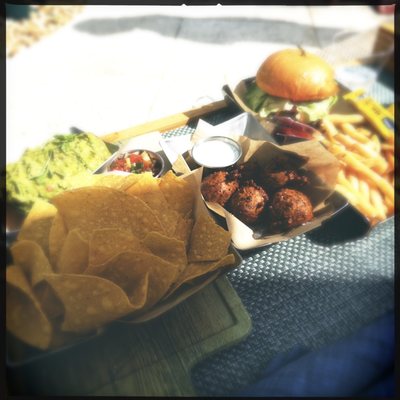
[{"left": 192, "top": 137, "right": 241, "bottom": 168}]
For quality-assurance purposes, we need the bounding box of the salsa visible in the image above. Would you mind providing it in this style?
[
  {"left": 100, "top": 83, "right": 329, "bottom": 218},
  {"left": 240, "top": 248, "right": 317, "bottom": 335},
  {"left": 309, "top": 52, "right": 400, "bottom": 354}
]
[{"left": 109, "top": 150, "right": 162, "bottom": 176}]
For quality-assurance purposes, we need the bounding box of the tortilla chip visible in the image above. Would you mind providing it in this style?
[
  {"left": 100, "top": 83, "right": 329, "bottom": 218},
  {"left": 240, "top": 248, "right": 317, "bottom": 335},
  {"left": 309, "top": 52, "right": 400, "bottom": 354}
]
[
  {"left": 71, "top": 173, "right": 144, "bottom": 192},
  {"left": 57, "top": 229, "right": 89, "bottom": 274},
  {"left": 139, "top": 192, "right": 179, "bottom": 236},
  {"left": 51, "top": 186, "right": 165, "bottom": 240},
  {"left": 96, "top": 251, "right": 180, "bottom": 311},
  {"left": 48, "top": 327, "right": 91, "bottom": 350},
  {"left": 165, "top": 254, "right": 235, "bottom": 297},
  {"left": 6, "top": 265, "right": 53, "bottom": 350},
  {"left": 83, "top": 174, "right": 124, "bottom": 189},
  {"left": 142, "top": 231, "right": 187, "bottom": 276},
  {"left": 48, "top": 212, "right": 68, "bottom": 269},
  {"left": 34, "top": 280, "right": 65, "bottom": 320},
  {"left": 10, "top": 240, "right": 54, "bottom": 286},
  {"left": 86, "top": 228, "right": 148, "bottom": 272},
  {"left": 17, "top": 199, "right": 57, "bottom": 257},
  {"left": 173, "top": 212, "right": 194, "bottom": 246},
  {"left": 128, "top": 272, "right": 149, "bottom": 306},
  {"left": 118, "top": 171, "right": 153, "bottom": 192},
  {"left": 157, "top": 207, "right": 180, "bottom": 237},
  {"left": 124, "top": 174, "right": 178, "bottom": 236},
  {"left": 44, "top": 274, "right": 139, "bottom": 333},
  {"left": 124, "top": 172, "right": 159, "bottom": 195},
  {"left": 188, "top": 212, "right": 231, "bottom": 262},
  {"left": 66, "top": 172, "right": 99, "bottom": 190},
  {"left": 159, "top": 170, "right": 195, "bottom": 216}
]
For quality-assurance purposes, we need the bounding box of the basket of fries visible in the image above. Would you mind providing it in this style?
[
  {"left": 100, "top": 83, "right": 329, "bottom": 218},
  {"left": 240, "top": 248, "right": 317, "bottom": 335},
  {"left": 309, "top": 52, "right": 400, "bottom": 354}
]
[{"left": 313, "top": 96, "right": 395, "bottom": 227}]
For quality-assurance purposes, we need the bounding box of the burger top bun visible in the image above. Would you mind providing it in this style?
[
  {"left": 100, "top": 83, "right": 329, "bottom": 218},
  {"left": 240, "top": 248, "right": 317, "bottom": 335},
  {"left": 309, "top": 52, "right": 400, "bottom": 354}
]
[{"left": 255, "top": 48, "right": 339, "bottom": 102}]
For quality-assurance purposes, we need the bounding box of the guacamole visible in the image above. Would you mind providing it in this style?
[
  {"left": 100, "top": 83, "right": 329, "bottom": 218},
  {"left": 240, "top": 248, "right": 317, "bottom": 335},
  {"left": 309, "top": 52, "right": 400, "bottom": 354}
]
[{"left": 6, "top": 132, "right": 114, "bottom": 214}]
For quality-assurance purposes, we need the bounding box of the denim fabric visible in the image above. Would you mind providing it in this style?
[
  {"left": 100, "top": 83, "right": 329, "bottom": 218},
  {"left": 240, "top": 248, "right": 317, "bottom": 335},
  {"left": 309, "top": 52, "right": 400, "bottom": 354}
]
[{"left": 234, "top": 311, "right": 394, "bottom": 397}]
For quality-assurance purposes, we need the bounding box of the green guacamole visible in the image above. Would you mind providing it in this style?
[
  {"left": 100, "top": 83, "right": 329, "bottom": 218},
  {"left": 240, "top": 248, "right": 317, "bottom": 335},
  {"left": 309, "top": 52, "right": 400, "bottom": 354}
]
[{"left": 6, "top": 132, "right": 113, "bottom": 214}]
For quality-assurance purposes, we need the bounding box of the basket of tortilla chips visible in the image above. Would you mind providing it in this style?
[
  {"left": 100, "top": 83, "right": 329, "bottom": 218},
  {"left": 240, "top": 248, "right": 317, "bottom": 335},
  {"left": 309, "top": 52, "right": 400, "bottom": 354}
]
[{"left": 6, "top": 170, "right": 241, "bottom": 362}]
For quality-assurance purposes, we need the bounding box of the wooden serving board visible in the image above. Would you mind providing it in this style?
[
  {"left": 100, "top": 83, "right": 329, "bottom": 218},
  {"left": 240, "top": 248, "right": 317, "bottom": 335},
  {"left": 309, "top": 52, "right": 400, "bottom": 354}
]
[
  {"left": 101, "top": 99, "right": 227, "bottom": 143},
  {"left": 7, "top": 276, "right": 252, "bottom": 396}
]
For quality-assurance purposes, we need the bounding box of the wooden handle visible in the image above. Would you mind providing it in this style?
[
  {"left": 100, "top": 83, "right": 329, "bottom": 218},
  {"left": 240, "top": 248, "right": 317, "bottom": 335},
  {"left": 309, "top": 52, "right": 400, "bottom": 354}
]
[{"left": 101, "top": 99, "right": 227, "bottom": 144}]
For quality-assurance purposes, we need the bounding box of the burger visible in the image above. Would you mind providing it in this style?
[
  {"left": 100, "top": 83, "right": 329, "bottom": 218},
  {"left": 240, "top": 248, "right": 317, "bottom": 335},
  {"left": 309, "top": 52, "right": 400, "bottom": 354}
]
[{"left": 245, "top": 48, "right": 339, "bottom": 127}]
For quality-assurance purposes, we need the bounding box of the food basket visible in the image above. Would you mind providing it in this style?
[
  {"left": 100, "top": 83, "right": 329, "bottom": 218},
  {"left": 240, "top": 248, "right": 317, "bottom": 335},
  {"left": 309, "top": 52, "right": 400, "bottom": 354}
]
[{"left": 6, "top": 127, "right": 243, "bottom": 366}]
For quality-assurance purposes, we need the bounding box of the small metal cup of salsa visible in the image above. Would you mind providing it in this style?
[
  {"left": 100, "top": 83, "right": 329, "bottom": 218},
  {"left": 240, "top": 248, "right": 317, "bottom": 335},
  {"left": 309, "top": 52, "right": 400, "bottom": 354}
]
[{"left": 107, "top": 149, "right": 165, "bottom": 177}]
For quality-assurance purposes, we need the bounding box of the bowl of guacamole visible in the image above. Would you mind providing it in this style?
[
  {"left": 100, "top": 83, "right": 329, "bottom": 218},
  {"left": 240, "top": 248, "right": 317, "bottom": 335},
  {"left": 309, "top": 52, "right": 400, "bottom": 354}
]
[{"left": 5, "top": 132, "right": 118, "bottom": 218}]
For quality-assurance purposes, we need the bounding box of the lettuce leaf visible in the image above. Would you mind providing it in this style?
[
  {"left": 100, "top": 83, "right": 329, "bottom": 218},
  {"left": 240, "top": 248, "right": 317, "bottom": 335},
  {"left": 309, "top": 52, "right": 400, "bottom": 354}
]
[
  {"left": 244, "top": 83, "right": 268, "bottom": 112},
  {"left": 244, "top": 81, "right": 337, "bottom": 122},
  {"left": 296, "top": 96, "right": 337, "bottom": 122}
]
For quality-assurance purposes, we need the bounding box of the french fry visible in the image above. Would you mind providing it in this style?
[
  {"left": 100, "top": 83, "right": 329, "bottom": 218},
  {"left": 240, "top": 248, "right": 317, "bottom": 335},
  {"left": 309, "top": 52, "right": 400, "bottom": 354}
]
[
  {"left": 385, "top": 151, "right": 394, "bottom": 173},
  {"left": 356, "top": 127, "right": 372, "bottom": 138},
  {"left": 358, "top": 177, "right": 370, "bottom": 200},
  {"left": 312, "top": 132, "right": 328, "bottom": 144},
  {"left": 370, "top": 134, "right": 381, "bottom": 153},
  {"left": 335, "top": 183, "right": 359, "bottom": 205},
  {"left": 338, "top": 182, "right": 385, "bottom": 225},
  {"left": 341, "top": 152, "right": 394, "bottom": 202},
  {"left": 340, "top": 122, "right": 370, "bottom": 144},
  {"left": 351, "top": 155, "right": 386, "bottom": 173},
  {"left": 336, "top": 170, "right": 353, "bottom": 191},
  {"left": 384, "top": 195, "right": 394, "bottom": 216},
  {"left": 334, "top": 133, "right": 376, "bottom": 158},
  {"left": 356, "top": 198, "right": 379, "bottom": 221},
  {"left": 322, "top": 141, "right": 347, "bottom": 159},
  {"left": 334, "top": 134, "right": 389, "bottom": 174},
  {"left": 336, "top": 171, "right": 380, "bottom": 220},
  {"left": 381, "top": 142, "right": 394, "bottom": 151},
  {"left": 348, "top": 173, "right": 360, "bottom": 192},
  {"left": 369, "top": 188, "right": 387, "bottom": 220},
  {"left": 319, "top": 110, "right": 394, "bottom": 223},
  {"left": 346, "top": 145, "right": 385, "bottom": 173},
  {"left": 327, "top": 114, "right": 365, "bottom": 124},
  {"left": 321, "top": 117, "right": 338, "bottom": 141},
  {"left": 366, "top": 157, "right": 388, "bottom": 175},
  {"left": 386, "top": 130, "right": 395, "bottom": 145}
]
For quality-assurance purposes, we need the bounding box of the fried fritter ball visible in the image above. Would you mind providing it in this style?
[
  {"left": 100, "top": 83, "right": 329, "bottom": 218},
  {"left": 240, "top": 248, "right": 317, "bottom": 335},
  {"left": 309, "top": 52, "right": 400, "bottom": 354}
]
[
  {"left": 270, "top": 188, "right": 313, "bottom": 229},
  {"left": 201, "top": 170, "right": 239, "bottom": 206},
  {"left": 264, "top": 155, "right": 303, "bottom": 172},
  {"left": 230, "top": 161, "right": 260, "bottom": 183},
  {"left": 229, "top": 180, "right": 268, "bottom": 225},
  {"left": 263, "top": 169, "right": 309, "bottom": 192}
]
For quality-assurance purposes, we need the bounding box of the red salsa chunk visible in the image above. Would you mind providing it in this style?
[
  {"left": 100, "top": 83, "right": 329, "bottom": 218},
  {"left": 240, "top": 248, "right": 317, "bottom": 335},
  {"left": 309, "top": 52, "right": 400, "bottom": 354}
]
[{"left": 109, "top": 150, "right": 161, "bottom": 175}]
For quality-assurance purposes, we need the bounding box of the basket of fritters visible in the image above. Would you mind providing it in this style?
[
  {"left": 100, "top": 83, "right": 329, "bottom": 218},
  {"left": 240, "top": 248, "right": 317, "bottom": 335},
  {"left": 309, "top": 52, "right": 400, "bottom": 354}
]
[{"left": 196, "top": 137, "right": 343, "bottom": 250}]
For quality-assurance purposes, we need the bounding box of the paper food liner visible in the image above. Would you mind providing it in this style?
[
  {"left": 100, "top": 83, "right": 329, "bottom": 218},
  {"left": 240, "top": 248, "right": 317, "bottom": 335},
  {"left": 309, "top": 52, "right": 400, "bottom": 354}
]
[
  {"left": 225, "top": 77, "right": 264, "bottom": 123},
  {"left": 172, "top": 136, "right": 341, "bottom": 251}
]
